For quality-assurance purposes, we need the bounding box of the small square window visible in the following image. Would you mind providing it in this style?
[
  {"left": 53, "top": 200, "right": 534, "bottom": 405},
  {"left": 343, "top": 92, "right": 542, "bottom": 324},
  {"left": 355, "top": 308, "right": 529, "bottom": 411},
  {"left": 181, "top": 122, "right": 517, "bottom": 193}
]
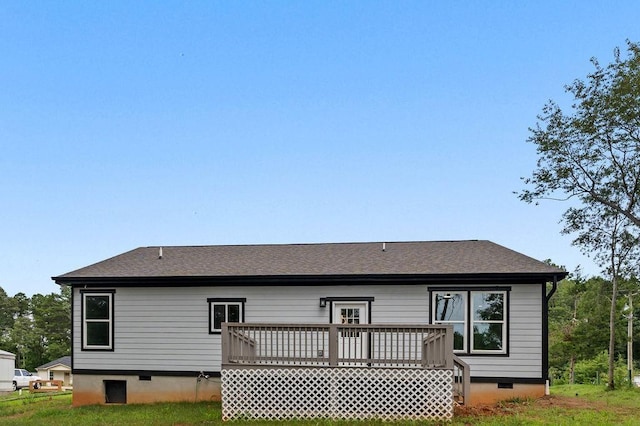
[{"left": 207, "top": 298, "right": 246, "bottom": 334}]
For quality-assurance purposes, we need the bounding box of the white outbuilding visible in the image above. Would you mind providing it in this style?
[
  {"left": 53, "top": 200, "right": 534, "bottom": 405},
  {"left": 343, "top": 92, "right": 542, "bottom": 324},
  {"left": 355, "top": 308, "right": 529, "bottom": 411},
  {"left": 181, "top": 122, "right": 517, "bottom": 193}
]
[{"left": 0, "top": 350, "right": 16, "bottom": 393}]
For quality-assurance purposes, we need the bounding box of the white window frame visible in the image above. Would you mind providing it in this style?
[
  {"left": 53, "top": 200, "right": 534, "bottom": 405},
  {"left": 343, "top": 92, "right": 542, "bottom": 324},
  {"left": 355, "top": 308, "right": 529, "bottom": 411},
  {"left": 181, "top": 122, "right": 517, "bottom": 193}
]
[
  {"left": 431, "top": 292, "right": 467, "bottom": 353},
  {"left": 208, "top": 298, "right": 245, "bottom": 334},
  {"left": 81, "top": 291, "right": 114, "bottom": 351},
  {"left": 431, "top": 288, "right": 508, "bottom": 355},
  {"left": 470, "top": 290, "right": 507, "bottom": 354}
]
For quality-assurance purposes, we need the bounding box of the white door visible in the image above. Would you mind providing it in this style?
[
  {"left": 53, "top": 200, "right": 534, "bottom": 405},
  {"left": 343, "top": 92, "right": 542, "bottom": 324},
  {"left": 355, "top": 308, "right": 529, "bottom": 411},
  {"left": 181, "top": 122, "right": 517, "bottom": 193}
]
[{"left": 333, "top": 302, "right": 368, "bottom": 365}]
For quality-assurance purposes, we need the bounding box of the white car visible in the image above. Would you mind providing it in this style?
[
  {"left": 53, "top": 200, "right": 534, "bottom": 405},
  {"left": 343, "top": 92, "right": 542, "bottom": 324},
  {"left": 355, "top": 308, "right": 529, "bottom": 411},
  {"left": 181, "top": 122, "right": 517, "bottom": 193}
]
[{"left": 12, "top": 369, "right": 42, "bottom": 391}]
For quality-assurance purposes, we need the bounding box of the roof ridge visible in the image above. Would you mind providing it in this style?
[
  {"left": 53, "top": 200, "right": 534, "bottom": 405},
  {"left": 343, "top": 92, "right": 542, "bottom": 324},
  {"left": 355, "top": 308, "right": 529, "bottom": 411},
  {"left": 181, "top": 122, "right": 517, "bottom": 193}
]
[{"left": 142, "top": 240, "right": 486, "bottom": 249}]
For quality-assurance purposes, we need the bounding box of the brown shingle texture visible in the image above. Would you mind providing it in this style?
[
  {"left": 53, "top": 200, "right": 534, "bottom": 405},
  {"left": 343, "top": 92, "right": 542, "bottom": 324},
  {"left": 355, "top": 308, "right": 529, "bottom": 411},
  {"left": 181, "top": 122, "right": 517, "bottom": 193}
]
[{"left": 54, "top": 240, "right": 565, "bottom": 279}]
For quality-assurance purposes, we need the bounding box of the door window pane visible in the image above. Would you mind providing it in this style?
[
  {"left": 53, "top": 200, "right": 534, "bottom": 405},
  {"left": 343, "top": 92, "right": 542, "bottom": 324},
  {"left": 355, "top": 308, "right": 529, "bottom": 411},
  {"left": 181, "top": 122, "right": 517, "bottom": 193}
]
[
  {"left": 340, "top": 308, "right": 360, "bottom": 325},
  {"left": 340, "top": 307, "right": 361, "bottom": 337}
]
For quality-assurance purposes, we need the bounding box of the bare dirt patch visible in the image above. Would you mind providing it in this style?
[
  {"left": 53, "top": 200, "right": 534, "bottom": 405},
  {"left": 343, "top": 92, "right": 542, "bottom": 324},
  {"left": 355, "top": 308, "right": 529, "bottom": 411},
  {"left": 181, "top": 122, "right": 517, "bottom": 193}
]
[{"left": 454, "top": 395, "right": 608, "bottom": 418}]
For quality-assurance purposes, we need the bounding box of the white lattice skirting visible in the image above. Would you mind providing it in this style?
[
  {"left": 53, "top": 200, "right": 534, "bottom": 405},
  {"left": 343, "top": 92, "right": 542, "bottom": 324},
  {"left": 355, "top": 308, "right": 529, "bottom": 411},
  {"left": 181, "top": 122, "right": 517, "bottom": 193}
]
[{"left": 221, "top": 367, "right": 453, "bottom": 421}]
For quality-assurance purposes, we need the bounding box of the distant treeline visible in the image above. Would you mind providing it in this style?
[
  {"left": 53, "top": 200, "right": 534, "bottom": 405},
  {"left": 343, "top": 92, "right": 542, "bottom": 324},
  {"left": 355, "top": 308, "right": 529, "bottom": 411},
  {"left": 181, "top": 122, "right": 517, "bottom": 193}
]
[{"left": 0, "top": 286, "right": 70, "bottom": 371}]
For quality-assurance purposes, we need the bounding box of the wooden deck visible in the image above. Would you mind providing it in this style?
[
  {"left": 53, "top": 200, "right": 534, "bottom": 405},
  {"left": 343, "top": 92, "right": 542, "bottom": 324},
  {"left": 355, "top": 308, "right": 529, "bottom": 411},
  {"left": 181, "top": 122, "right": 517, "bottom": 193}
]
[{"left": 221, "top": 323, "right": 470, "bottom": 421}]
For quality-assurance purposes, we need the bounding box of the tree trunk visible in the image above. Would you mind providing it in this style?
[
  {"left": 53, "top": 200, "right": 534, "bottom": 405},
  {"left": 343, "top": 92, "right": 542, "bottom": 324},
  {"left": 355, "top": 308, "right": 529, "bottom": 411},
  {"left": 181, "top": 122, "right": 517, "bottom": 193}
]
[
  {"left": 609, "top": 273, "right": 618, "bottom": 389},
  {"left": 569, "top": 355, "right": 575, "bottom": 385}
]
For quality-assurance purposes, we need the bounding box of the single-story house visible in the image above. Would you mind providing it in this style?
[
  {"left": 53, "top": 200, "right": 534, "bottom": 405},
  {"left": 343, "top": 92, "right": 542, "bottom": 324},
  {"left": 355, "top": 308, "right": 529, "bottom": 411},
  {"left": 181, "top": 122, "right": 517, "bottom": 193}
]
[
  {"left": 36, "top": 356, "right": 72, "bottom": 386},
  {"left": 52, "top": 240, "right": 566, "bottom": 418}
]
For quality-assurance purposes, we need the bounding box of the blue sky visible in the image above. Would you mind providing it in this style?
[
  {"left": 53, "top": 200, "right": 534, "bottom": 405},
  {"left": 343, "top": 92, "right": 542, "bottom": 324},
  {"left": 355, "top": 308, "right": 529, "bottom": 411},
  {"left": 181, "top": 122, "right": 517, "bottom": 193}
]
[{"left": 2, "top": 1, "right": 640, "bottom": 296}]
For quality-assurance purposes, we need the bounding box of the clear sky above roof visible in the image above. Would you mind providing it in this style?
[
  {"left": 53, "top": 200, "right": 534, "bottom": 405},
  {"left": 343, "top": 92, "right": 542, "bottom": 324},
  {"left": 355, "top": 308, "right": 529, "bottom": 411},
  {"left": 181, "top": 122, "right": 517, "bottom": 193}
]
[{"left": 2, "top": 1, "right": 639, "bottom": 296}]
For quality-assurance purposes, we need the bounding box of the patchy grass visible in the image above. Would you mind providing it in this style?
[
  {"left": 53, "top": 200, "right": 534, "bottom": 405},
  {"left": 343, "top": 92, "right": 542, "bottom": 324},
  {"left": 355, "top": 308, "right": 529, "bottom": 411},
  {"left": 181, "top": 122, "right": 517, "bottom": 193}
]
[
  {"left": 453, "top": 385, "right": 640, "bottom": 425},
  {"left": 2, "top": 385, "right": 640, "bottom": 425},
  {"left": 0, "top": 393, "right": 222, "bottom": 426},
  {"left": 0, "top": 391, "right": 74, "bottom": 424}
]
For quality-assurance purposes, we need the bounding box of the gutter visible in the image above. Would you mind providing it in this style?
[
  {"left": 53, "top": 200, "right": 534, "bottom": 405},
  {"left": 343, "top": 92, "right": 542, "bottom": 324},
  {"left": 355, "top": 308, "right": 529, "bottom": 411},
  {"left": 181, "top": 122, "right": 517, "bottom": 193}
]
[{"left": 52, "top": 272, "right": 568, "bottom": 287}]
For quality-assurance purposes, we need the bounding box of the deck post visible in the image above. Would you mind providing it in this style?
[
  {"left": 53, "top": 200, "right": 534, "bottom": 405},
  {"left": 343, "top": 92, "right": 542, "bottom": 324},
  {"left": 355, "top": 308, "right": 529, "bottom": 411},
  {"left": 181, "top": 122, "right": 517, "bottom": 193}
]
[
  {"left": 221, "top": 322, "right": 229, "bottom": 365},
  {"left": 444, "top": 325, "right": 454, "bottom": 369},
  {"left": 328, "top": 324, "right": 338, "bottom": 366}
]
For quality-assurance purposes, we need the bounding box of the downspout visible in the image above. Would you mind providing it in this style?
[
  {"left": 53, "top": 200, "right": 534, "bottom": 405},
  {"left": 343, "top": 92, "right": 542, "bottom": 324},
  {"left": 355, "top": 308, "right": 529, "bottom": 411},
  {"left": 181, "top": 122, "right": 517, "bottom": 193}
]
[
  {"left": 546, "top": 275, "right": 558, "bottom": 303},
  {"left": 543, "top": 275, "right": 558, "bottom": 394}
]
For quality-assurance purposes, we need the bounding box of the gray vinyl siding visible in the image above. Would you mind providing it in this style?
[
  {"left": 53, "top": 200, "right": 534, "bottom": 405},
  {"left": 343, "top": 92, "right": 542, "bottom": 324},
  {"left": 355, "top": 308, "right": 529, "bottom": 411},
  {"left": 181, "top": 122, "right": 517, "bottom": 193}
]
[{"left": 73, "top": 283, "right": 543, "bottom": 379}]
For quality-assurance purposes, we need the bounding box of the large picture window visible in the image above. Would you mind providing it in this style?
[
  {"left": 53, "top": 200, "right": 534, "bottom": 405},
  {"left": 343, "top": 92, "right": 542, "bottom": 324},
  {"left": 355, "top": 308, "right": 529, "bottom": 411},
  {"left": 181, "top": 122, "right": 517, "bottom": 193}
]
[
  {"left": 207, "top": 298, "right": 246, "bottom": 333},
  {"left": 431, "top": 289, "right": 508, "bottom": 355},
  {"left": 82, "top": 291, "right": 114, "bottom": 350}
]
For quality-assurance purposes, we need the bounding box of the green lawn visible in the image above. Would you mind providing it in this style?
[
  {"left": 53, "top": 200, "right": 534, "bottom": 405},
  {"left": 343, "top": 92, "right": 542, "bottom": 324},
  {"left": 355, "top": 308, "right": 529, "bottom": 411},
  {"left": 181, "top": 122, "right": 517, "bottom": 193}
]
[{"left": 1, "top": 385, "right": 639, "bottom": 425}]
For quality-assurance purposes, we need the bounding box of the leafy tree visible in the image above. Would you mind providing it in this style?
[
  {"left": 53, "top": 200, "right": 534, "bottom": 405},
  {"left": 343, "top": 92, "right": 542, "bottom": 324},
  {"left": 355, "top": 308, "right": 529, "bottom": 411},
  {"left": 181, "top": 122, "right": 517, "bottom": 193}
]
[
  {"left": 11, "top": 292, "right": 30, "bottom": 318},
  {"left": 561, "top": 205, "right": 639, "bottom": 388},
  {"left": 519, "top": 40, "right": 640, "bottom": 388},
  {"left": 548, "top": 273, "right": 640, "bottom": 385},
  {"left": 8, "top": 315, "right": 43, "bottom": 370},
  {"left": 31, "top": 287, "right": 71, "bottom": 362},
  {"left": 548, "top": 274, "right": 585, "bottom": 383},
  {"left": 0, "top": 286, "right": 71, "bottom": 371},
  {"left": 0, "top": 287, "right": 14, "bottom": 344},
  {"left": 519, "top": 40, "right": 640, "bottom": 227}
]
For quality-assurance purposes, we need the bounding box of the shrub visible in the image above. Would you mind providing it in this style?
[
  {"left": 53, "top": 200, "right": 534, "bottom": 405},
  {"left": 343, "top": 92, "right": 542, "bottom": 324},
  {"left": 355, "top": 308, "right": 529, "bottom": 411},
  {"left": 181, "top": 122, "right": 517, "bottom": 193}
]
[{"left": 553, "top": 351, "right": 631, "bottom": 386}]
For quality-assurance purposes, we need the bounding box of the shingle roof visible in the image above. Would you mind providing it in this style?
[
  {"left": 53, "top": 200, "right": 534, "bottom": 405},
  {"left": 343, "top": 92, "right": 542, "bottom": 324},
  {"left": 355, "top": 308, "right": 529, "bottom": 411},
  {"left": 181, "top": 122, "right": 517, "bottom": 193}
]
[
  {"left": 53, "top": 240, "right": 565, "bottom": 282},
  {"left": 36, "top": 356, "right": 71, "bottom": 370}
]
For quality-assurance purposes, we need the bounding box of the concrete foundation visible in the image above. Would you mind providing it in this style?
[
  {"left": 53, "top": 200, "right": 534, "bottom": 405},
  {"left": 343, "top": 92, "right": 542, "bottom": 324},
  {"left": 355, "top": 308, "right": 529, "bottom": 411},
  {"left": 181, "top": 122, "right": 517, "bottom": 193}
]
[
  {"left": 468, "top": 382, "right": 545, "bottom": 405},
  {"left": 72, "top": 374, "right": 222, "bottom": 406},
  {"left": 72, "top": 373, "right": 544, "bottom": 408}
]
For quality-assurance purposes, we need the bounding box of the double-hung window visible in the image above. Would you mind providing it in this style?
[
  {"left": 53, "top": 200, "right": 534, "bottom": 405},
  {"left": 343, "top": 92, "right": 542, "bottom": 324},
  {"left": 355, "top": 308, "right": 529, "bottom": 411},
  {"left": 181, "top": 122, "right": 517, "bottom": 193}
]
[
  {"left": 208, "top": 298, "right": 245, "bottom": 334},
  {"left": 431, "top": 288, "right": 508, "bottom": 355},
  {"left": 433, "top": 292, "right": 467, "bottom": 352},
  {"left": 81, "top": 290, "right": 114, "bottom": 350},
  {"left": 471, "top": 291, "right": 506, "bottom": 352}
]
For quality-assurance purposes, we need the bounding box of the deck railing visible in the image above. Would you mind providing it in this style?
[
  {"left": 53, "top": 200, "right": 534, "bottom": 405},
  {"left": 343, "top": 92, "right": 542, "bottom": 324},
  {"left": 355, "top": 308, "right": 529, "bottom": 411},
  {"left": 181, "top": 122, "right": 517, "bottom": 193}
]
[
  {"left": 221, "top": 322, "right": 471, "bottom": 410},
  {"left": 222, "top": 323, "right": 455, "bottom": 368},
  {"left": 453, "top": 354, "right": 471, "bottom": 405}
]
